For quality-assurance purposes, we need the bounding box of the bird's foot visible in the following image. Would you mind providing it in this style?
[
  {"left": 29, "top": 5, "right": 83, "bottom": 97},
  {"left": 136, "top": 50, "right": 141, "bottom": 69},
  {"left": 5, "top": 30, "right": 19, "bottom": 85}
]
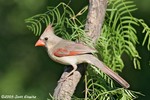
[{"left": 58, "top": 72, "right": 73, "bottom": 83}]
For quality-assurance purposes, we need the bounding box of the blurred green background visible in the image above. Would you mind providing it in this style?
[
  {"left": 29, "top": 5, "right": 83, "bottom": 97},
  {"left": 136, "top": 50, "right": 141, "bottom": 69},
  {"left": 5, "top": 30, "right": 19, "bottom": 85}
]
[{"left": 0, "top": 0, "right": 149, "bottom": 100}]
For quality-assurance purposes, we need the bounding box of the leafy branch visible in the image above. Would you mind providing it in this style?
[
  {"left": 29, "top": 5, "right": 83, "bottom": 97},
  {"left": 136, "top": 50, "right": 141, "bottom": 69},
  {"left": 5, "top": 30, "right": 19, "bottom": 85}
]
[
  {"left": 25, "top": 2, "right": 88, "bottom": 42},
  {"left": 25, "top": 0, "right": 150, "bottom": 99}
]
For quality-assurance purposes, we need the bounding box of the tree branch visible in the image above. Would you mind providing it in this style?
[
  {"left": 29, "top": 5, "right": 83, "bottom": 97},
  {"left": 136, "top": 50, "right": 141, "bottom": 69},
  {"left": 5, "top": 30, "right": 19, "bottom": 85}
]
[
  {"left": 85, "top": 0, "right": 108, "bottom": 42},
  {"left": 53, "top": 0, "right": 108, "bottom": 99}
]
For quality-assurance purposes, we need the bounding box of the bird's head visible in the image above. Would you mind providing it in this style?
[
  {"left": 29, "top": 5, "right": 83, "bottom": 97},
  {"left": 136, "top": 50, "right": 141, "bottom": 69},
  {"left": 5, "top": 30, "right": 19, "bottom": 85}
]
[
  {"left": 35, "top": 24, "right": 55, "bottom": 47},
  {"left": 35, "top": 24, "right": 62, "bottom": 50}
]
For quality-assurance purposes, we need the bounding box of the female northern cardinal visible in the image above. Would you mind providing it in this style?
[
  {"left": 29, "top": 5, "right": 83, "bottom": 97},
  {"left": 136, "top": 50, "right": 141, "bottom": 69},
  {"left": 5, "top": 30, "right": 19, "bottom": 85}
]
[{"left": 35, "top": 24, "right": 130, "bottom": 88}]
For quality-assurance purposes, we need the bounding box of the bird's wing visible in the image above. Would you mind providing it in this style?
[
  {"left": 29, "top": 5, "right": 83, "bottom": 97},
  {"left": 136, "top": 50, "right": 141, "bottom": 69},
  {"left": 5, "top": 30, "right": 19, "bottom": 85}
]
[{"left": 53, "top": 40, "right": 96, "bottom": 57}]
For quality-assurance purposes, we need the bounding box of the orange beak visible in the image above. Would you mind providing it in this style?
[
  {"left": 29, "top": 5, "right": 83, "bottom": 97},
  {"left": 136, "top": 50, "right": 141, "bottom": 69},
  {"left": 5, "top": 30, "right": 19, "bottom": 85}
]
[{"left": 35, "top": 39, "right": 45, "bottom": 46}]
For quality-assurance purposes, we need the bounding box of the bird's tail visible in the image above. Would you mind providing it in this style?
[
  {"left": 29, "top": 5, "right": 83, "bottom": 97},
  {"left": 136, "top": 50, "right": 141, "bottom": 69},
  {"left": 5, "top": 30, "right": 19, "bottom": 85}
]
[{"left": 82, "top": 54, "right": 130, "bottom": 88}]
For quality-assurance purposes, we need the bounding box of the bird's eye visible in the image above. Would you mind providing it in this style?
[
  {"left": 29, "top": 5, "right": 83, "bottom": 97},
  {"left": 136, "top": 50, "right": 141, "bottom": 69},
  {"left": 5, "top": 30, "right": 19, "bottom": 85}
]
[{"left": 44, "top": 37, "right": 48, "bottom": 41}]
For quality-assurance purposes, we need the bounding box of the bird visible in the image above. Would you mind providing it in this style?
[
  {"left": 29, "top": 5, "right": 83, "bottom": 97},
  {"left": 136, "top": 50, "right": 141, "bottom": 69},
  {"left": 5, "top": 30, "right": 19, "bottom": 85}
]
[{"left": 35, "top": 24, "right": 130, "bottom": 88}]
